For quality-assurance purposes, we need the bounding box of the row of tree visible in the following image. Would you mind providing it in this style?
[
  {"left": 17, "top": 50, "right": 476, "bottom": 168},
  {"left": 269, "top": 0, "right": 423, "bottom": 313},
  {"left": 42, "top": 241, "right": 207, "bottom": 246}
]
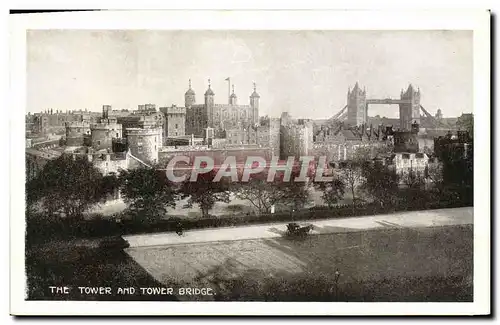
[{"left": 26, "top": 138, "right": 472, "bottom": 222}]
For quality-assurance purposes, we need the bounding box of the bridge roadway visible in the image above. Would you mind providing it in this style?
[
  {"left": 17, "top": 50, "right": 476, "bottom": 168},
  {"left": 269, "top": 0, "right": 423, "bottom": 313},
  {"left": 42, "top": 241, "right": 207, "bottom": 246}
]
[
  {"left": 123, "top": 207, "right": 473, "bottom": 248},
  {"left": 366, "top": 98, "right": 411, "bottom": 105}
]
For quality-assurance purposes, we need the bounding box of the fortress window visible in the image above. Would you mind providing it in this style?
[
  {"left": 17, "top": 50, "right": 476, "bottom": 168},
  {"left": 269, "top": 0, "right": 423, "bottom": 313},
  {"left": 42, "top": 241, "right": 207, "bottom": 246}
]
[{"left": 175, "top": 124, "right": 178, "bottom": 129}]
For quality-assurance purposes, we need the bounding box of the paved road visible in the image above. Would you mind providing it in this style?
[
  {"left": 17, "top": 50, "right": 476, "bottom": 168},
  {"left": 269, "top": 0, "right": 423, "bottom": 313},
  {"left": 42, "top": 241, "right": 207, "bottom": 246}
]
[{"left": 123, "top": 207, "right": 473, "bottom": 248}]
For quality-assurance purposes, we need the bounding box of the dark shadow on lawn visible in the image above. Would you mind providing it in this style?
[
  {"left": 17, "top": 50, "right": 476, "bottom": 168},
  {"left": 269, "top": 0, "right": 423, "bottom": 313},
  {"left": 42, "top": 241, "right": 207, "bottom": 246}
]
[
  {"left": 25, "top": 242, "right": 178, "bottom": 301},
  {"left": 248, "top": 225, "right": 474, "bottom": 302}
]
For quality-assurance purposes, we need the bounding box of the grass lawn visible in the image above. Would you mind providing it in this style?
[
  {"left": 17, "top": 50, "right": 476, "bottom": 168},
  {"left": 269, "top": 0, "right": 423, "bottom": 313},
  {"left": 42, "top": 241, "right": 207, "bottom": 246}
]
[
  {"left": 126, "top": 224, "right": 473, "bottom": 302},
  {"left": 25, "top": 224, "right": 473, "bottom": 302},
  {"left": 25, "top": 239, "right": 178, "bottom": 301}
]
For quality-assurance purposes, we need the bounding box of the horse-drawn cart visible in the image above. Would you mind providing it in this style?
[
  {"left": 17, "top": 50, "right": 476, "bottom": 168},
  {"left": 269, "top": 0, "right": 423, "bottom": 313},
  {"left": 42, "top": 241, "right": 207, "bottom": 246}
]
[{"left": 286, "top": 222, "right": 314, "bottom": 238}]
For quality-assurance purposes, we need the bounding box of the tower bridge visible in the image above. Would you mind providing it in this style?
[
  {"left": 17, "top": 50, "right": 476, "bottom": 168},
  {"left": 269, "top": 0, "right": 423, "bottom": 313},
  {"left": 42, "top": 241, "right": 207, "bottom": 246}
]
[{"left": 331, "top": 82, "right": 448, "bottom": 130}]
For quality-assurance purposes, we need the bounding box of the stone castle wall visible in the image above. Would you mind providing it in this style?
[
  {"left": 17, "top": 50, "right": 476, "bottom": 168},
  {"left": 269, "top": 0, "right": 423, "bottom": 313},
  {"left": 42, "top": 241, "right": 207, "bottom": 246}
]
[{"left": 126, "top": 128, "right": 161, "bottom": 164}]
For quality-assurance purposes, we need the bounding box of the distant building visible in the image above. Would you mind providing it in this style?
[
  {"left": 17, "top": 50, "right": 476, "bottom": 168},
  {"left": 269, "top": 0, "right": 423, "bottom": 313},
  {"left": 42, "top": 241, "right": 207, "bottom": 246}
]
[
  {"left": 345, "top": 83, "right": 421, "bottom": 130},
  {"left": 393, "top": 152, "right": 429, "bottom": 176},
  {"left": 89, "top": 106, "right": 123, "bottom": 151},
  {"left": 69, "top": 149, "right": 129, "bottom": 176},
  {"left": 117, "top": 109, "right": 164, "bottom": 145},
  {"left": 435, "top": 109, "right": 443, "bottom": 120},
  {"left": 160, "top": 105, "right": 186, "bottom": 138},
  {"left": 280, "top": 115, "right": 313, "bottom": 158},
  {"left": 65, "top": 121, "right": 91, "bottom": 146},
  {"left": 184, "top": 79, "right": 260, "bottom": 138},
  {"left": 31, "top": 109, "right": 101, "bottom": 135},
  {"left": 311, "top": 123, "right": 393, "bottom": 162},
  {"left": 346, "top": 82, "right": 367, "bottom": 126},
  {"left": 399, "top": 85, "right": 421, "bottom": 131}
]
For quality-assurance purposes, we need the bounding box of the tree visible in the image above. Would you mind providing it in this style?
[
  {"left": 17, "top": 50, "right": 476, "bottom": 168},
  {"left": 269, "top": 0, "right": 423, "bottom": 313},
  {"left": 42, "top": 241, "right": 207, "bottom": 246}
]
[
  {"left": 274, "top": 169, "right": 312, "bottom": 212},
  {"left": 353, "top": 146, "right": 371, "bottom": 160},
  {"left": 338, "top": 160, "right": 364, "bottom": 208},
  {"left": 438, "top": 140, "right": 473, "bottom": 205},
  {"left": 360, "top": 162, "right": 399, "bottom": 208},
  {"left": 233, "top": 174, "right": 281, "bottom": 215},
  {"left": 314, "top": 177, "right": 345, "bottom": 208},
  {"left": 278, "top": 181, "right": 311, "bottom": 212},
  {"left": 373, "top": 143, "right": 394, "bottom": 157},
  {"left": 233, "top": 166, "right": 312, "bottom": 215},
  {"left": 425, "top": 163, "right": 444, "bottom": 192},
  {"left": 119, "top": 167, "right": 178, "bottom": 221},
  {"left": 179, "top": 170, "right": 231, "bottom": 218},
  {"left": 26, "top": 155, "right": 106, "bottom": 219},
  {"left": 98, "top": 172, "right": 122, "bottom": 200}
]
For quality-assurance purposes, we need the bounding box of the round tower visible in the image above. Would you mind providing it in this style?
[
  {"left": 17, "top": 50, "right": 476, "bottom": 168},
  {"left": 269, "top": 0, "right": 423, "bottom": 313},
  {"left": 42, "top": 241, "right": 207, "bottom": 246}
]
[
  {"left": 90, "top": 122, "right": 122, "bottom": 150},
  {"left": 250, "top": 82, "right": 260, "bottom": 125},
  {"left": 185, "top": 79, "right": 196, "bottom": 108},
  {"left": 65, "top": 121, "right": 91, "bottom": 146},
  {"left": 126, "top": 128, "right": 161, "bottom": 165}
]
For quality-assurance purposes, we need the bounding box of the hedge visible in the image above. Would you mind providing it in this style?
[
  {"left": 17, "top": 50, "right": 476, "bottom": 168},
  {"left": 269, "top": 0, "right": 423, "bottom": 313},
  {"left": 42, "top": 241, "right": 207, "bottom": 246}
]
[{"left": 26, "top": 192, "right": 471, "bottom": 244}]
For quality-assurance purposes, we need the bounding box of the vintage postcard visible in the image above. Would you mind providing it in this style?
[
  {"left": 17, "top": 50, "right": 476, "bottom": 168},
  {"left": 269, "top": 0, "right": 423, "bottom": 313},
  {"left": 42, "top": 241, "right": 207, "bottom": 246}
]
[{"left": 10, "top": 10, "right": 490, "bottom": 316}]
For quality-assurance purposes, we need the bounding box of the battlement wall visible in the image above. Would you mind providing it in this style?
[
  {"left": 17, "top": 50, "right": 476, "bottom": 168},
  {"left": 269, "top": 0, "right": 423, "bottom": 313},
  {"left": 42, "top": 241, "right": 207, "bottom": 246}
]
[
  {"left": 91, "top": 123, "right": 122, "bottom": 131},
  {"left": 213, "top": 104, "right": 251, "bottom": 109},
  {"left": 161, "top": 106, "right": 186, "bottom": 114},
  {"left": 126, "top": 128, "right": 161, "bottom": 136},
  {"left": 65, "top": 121, "right": 91, "bottom": 128}
]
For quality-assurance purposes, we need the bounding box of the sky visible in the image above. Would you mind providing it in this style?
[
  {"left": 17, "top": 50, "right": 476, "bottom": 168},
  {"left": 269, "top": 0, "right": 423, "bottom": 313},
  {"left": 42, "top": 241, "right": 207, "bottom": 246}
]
[{"left": 27, "top": 30, "right": 472, "bottom": 119}]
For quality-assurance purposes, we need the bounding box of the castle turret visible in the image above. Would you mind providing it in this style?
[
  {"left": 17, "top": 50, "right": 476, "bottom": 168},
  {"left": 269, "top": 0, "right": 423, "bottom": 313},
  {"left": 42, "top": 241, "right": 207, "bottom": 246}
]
[
  {"left": 250, "top": 82, "right": 260, "bottom": 125},
  {"left": 102, "top": 105, "right": 111, "bottom": 119},
  {"left": 185, "top": 79, "right": 196, "bottom": 107},
  {"left": 435, "top": 108, "right": 443, "bottom": 120},
  {"left": 204, "top": 79, "right": 215, "bottom": 126},
  {"left": 229, "top": 84, "right": 238, "bottom": 106}
]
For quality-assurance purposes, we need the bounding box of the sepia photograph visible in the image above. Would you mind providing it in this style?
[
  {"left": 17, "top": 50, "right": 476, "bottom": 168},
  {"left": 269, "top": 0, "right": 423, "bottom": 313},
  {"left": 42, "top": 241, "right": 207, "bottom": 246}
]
[{"left": 10, "top": 10, "right": 490, "bottom": 316}]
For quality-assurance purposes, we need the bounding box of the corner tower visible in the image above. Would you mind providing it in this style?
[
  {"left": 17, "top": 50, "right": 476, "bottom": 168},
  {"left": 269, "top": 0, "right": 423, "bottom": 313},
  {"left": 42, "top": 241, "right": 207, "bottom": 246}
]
[
  {"left": 347, "top": 82, "right": 367, "bottom": 126},
  {"left": 250, "top": 82, "right": 260, "bottom": 125},
  {"left": 229, "top": 84, "right": 238, "bottom": 106},
  {"left": 185, "top": 79, "right": 196, "bottom": 107},
  {"left": 204, "top": 79, "right": 215, "bottom": 126}
]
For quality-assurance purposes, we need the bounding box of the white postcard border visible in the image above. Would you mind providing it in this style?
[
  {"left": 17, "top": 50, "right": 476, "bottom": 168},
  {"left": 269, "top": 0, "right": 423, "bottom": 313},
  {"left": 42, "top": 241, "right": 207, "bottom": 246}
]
[{"left": 9, "top": 9, "right": 490, "bottom": 316}]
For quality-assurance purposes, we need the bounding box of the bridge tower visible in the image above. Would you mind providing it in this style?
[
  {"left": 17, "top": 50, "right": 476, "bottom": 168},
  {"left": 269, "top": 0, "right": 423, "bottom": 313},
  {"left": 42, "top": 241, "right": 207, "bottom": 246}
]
[
  {"left": 347, "top": 82, "right": 367, "bottom": 126},
  {"left": 399, "top": 84, "right": 421, "bottom": 131}
]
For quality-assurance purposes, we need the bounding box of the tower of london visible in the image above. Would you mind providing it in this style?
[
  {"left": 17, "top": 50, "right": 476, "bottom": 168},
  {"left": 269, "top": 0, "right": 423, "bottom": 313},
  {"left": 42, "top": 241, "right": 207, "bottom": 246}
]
[{"left": 184, "top": 79, "right": 260, "bottom": 138}]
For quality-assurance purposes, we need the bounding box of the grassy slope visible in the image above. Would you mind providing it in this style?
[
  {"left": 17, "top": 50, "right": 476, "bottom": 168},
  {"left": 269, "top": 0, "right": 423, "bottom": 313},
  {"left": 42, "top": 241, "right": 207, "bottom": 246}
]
[
  {"left": 25, "top": 224, "right": 472, "bottom": 302},
  {"left": 214, "top": 225, "right": 473, "bottom": 301}
]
